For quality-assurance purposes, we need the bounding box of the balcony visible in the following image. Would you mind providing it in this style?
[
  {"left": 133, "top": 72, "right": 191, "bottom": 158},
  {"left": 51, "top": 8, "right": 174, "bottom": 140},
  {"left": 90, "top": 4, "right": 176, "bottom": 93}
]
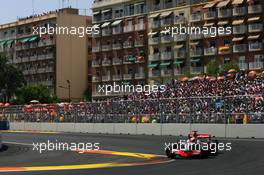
[
  {"left": 190, "top": 34, "right": 203, "bottom": 40},
  {"left": 248, "top": 23, "right": 263, "bottom": 33},
  {"left": 30, "top": 55, "right": 37, "bottom": 61},
  {"left": 218, "top": 9, "right": 231, "bottom": 18},
  {"left": 102, "top": 59, "right": 111, "bottom": 66},
  {"left": 218, "top": 46, "right": 232, "bottom": 54},
  {"left": 204, "top": 47, "right": 217, "bottom": 56},
  {"left": 233, "top": 6, "right": 247, "bottom": 16},
  {"left": 112, "top": 75, "right": 122, "bottom": 81},
  {"left": 249, "top": 42, "right": 263, "bottom": 51},
  {"left": 45, "top": 67, "right": 54, "bottom": 73},
  {"left": 112, "top": 43, "right": 122, "bottom": 50},
  {"left": 161, "top": 52, "right": 172, "bottom": 61},
  {"left": 46, "top": 53, "right": 53, "bottom": 59},
  {"left": 239, "top": 63, "right": 248, "bottom": 70},
  {"left": 102, "top": 29, "right": 111, "bottom": 36},
  {"left": 92, "top": 76, "right": 101, "bottom": 82},
  {"left": 174, "top": 34, "right": 187, "bottom": 42},
  {"left": 149, "top": 37, "right": 160, "bottom": 45},
  {"left": 164, "top": 2, "right": 173, "bottom": 9},
  {"left": 190, "top": 48, "right": 203, "bottom": 57},
  {"left": 149, "top": 53, "right": 160, "bottom": 61},
  {"left": 174, "top": 68, "right": 184, "bottom": 76},
  {"left": 112, "top": 26, "right": 122, "bottom": 35},
  {"left": 135, "top": 73, "right": 145, "bottom": 79},
  {"left": 123, "top": 74, "right": 133, "bottom": 80},
  {"left": 233, "top": 25, "right": 247, "bottom": 34},
  {"left": 92, "top": 46, "right": 100, "bottom": 52},
  {"left": 135, "top": 23, "right": 145, "bottom": 31},
  {"left": 123, "top": 41, "right": 133, "bottom": 48},
  {"left": 37, "top": 68, "right": 46, "bottom": 74},
  {"left": 151, "top": 20, "right": 160, "bottom": 28},
  {"left": 112, "top": 58, "right": 122, "bottom": 65},
  {"left": 161, "top": 35, "right": 172, "bottom": 43},
  {"left": 22, "top": 57, "right": 29, "bottom": 63},
  {"left": 249, "top": 62, "right": 263, "bottom": 70},
  {"left": 153, "top": 4, "right": 161, "bottom": 11},
  {"left": 204, "top": 11, "right": 216, "bottom": 20},
  {"left": 233, "top": 44, "right": 247, "bottom": 53},
  {"left": 161, "top": 18, "right": 172, "bottom": 26},
  {"left": 101, "top": 45, "right": 112, "bottom": 51},
  {"left": 92, "top": 60, "right": 101, "bottom": 67},
  {"left": 149, "top": 70, "right": 161, "bottom": 78},
  {"left": 190, "top": 14, "right": 202, "bottom": 22},
  {"left": 191, "top": 67, "right": 203, "bottom": 75},
  {"left": 248, "top": 5, "right": 262, "bottom": 14},
  {"left": 102, "top": 75, "right": 111, "bottom": 82},
  {"left": 134, "top": 39, "right": 144, "bottom": 47},
  {"left": 161, "top": 69, "right": 172, "bottom": 77},
  {"left": 124, "top": 25, "right": 134, "bottom": 33},
  {"left": 174, "top": 16, "right": 186, "bottom": 24},
  {"left": 174, "top": 50, "right": 186, "bottom": 59}
]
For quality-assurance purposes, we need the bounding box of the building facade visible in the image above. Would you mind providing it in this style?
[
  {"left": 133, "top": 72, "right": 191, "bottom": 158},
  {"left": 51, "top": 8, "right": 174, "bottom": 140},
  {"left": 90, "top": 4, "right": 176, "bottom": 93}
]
[
  {"left": 92, "top": 0, "right": 148, "bottom": 99},
  {"left": 0, "top": 8, "right": 92, "bottom": 101}
]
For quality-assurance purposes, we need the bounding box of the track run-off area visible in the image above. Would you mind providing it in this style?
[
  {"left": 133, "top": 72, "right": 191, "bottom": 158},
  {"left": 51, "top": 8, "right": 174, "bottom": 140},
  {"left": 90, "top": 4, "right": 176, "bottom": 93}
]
[{"left": 0, "top": 131, "right": 264, "bottom": 175}]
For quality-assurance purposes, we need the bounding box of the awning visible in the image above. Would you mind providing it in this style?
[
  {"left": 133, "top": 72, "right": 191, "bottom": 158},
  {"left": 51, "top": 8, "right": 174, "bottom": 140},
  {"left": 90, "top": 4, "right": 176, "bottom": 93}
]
[
  {"left": 92, "top": 24, "right": 100, "bottom": 28},
  {"left": 190, "top": 42, "right": 199, "bottom": 46},
  {"left": 102, "top": 9, "right": 111, "bottom": 13},
  {"left": 174, "top": 44, "right": 184, "bottom": 49},
  {"left": 101, "top": 22, "right": 111, "bottom": 28},
  {"left": 93, "top": 11, "right": 100, "bottom": 15},
  {"left": 218, "top": 21, "right": 229, "bottom": 25},
  {"left": 28, "top": 36, "right": 38, "bottom": 42},
  {"left": 232, "top": 37, "right": 244, "bottom": 42},
  {"left": 160, "top": 29, "right": 170, "bottom": 34},
  {"left": 149, "top": 13, "right": 160, "bottom": 18},
  {"left": 217, "top": 0, "right": 230, "bottom": 8},
  {"left": 148, "top": 63, "right": 158, "bottom": 68},
  {"left": 21, "top": 37, "right": 30, "bottom": 43},
  {"left": 6, "top": 40, "right": 14, "bottom": 46},
  {"left": 232, "top": 19, "right": 244, "bottom": 25},
  {"left": 135, "top": 2, "right": 145, "bottom": 6},
  {"left": 190, "top": 58, "right": 201, "bottom": 63},
  {"left": 174, "top": 60, "right": 184, "bottom": 65},
  {"left": 203, "top": 1, "right": 217, "bottom": 8},
  {"left": 0, "top": 40, "right": 6, "bottom": 46},
  {"left": 160, "top": 11, "right": 173, "bottom": 18},
  {"left": 232, "top": 0, "right": 244, "bottom": 5},
  {"left": 160, "top": 62, "right": 171, "bottom": 68},
  {"left": 148, "top": 31, "right": 158, "bottom": 36},
  {"left": 248, "top": 35, "right": 260, "bottom": 40},
  {"left": 204, "top": 22, "right": 214, "bottom": 27},
  {"left": 248, "top": 17, "right": 260, "bottom": 22},
  {"left": 111, "top": 20, "right": 122, "bottom": 26}
]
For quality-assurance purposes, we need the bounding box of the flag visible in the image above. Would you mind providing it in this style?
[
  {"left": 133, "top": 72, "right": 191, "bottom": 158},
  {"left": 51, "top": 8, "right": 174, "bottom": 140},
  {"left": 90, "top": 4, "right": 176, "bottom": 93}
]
[{"left": 243, "top": 114, "right": 247, "bottom": 125}]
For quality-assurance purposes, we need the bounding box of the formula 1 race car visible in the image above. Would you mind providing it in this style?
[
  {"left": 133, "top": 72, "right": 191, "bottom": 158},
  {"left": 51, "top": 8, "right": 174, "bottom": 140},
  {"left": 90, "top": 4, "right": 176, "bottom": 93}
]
[{"left": 166, "top": 131, "right": 219, "bottom": 159}]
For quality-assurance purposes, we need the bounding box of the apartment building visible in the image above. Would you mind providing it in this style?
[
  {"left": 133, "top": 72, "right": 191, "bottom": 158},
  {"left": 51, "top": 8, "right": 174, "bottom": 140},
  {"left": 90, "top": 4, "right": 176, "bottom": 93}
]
[
  {"left": 0, "top": 8, "right": 92, "bottom": 101},
  {"left": 148, "top": 0, "right": 264, "bottom": 85},
  {"left": 92, "top": 0, "right": 148, "bottom": 99}
]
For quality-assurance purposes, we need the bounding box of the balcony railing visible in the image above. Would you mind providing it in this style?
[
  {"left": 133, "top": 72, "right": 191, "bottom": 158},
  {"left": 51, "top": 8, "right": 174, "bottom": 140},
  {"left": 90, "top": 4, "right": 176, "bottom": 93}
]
[
  {"left": 190, "top": 34, "right": 203, "bottom": 40},
  {"left": 248, "top": 23, "right": 263, "bottom": 32},
  {"left": 124, "top": 25, "right": 134, "bottom": 33},
  {"left": 174, "top": 34, "right": 187, "bottom": 42},
  {"left": 161, "top": 35, "right": 172, "bottom": 43},
  {"left": 112, "top": 43, "right": 122, "bottom": 50},
  {"left": 174, "top": 16, "right": 186, "bottom": 24},
  {"left": 161, "top": 52, "right": 172, "bottom": 60},
  {"left": 92, "top": 76, "right": 101, "bottom": 82},
  {"left": 149, "top": 37, "right": 160, "bottom": 45},
  {"left": 102, "top": 29, "right": 111, "bottom": 36},
  {"left": 161, "top": 69, "right": 172, "bottom": 76},
  {"left": 102, "top": 75, "right": 111, "bottom": 82},
  {"left": 112, "top": 58, "right": 122, "bottom": 65},
  {"left": 190, "top": 14, "right": 202, "bottom": 22},
  {"left": 233, "top": 44, "right": 247, "bottom": 53},
  {"left": 164, "top": 2, "right": 173, "bottom": 9},
  {"left": 248, "top": 5, "right": 262, "bottom": 14},
  {"left": 161, "top": 18, "right": 172, "bottom": 26},
  {"left": 233, "top": 25, "right": 247, "bottom": 34},
  {"left": 135, "top": 23, "right": 145, "bottom": 31},
  {"left": 102, "top": 45, "right": 112, "bottom": 51},
  {"left": 239, "top": 63, "right": 248, "bottom": 70},
  {"left": 151, "top": 20, "right": 160, "bottom": 28},
  {"left": 112, "top": 26, "right": 122, "bottom": 34},
  {"left": 174, "top": 68, "right": 184, "bottom": 76},
  {"left": 249, "top": 43, "right": 263, "bottom": 51},
  {"left": 218, "top": 9, "right": 231, "bottom": 18},
  {"left": 123, "top": 41, "right": 133, "bottom": 48},
  {"left": 102, "top": 59, "right": 112, "bottom": 66},
  {"left": 123, "top": 74, "right": 133, "bottom": 80},
  {"left": 135, "top": 73, "right": 145, "bottom": 79},
  {"left": 233, "top": 6, "right": 247, "bottom": 16},
  {"left": 149, "top": 53, "right": 160, "bottom": 61},
  {"left": 204, "top": 11, "right": 216, "bottom": 20},
  {"left": 134, "top": 39, "right": 144, "bottom": 47},
  {"left": 92, "top": 46, "right": 100, "bottom": 52},
  {"left": 92, "top": 60, "right": 101, "bottom": 67},
  {"left": 190, "top": 49, "right": 203, "bottom": 57},
  {"left": 249, "top": 62, "right": 263, "bottom": 70},
  {"left": 191, "top": 67, "right": 203, "bottom": 75},
  {"left": 112, "top": 75, "right": 122, "bottom": 81},
  {"left": 204, "top": 47, "right": 217, "bottom": 56},
  {"left": 149, "top": 70, "right": 161, "bottom": 77}
]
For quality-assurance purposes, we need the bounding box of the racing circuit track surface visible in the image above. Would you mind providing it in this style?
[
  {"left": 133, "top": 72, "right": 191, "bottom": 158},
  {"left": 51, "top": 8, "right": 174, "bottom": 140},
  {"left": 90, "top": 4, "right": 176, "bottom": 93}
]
[{"left": 0, "top": 132, "right": 264, "bottom": 175}]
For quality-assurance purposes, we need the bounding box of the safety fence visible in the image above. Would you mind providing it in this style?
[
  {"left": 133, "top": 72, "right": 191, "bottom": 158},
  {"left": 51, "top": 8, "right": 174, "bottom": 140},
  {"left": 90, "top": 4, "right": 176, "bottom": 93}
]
[{"left": 0, "top": 95, "right": 263, "bottom": 124}]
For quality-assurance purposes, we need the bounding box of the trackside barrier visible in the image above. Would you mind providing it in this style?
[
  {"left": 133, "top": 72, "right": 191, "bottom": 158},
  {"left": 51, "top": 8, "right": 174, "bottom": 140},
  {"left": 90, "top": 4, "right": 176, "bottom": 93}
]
[{"left": 9, "top": 122, "right": 264, "bottom": 138}]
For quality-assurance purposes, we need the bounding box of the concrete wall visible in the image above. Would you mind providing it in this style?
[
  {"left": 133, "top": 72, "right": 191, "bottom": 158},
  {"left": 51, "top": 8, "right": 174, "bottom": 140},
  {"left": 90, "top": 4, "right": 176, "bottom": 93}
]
[{"left": 9, "top": 122, "right": 264, "bottom": 138}]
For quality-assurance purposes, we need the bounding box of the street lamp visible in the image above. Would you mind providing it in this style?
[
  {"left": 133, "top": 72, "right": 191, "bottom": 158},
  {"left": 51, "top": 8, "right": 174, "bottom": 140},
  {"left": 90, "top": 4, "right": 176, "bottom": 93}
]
[{"left": 58, "top": 80, "right": 71, "bottom": 102}]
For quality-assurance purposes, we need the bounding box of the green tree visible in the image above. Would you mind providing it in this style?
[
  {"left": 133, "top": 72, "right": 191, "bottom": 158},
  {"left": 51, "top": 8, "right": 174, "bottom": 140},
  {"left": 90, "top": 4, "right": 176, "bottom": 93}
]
[
  {"left": 0, "top": 53, "right": 24, "bottom": 101},
  {"left": 206, "top": 60, "right": 219, "bottom": 76},
  {"left": 219, "top": 61, "right": 239, "bottom": 75}
]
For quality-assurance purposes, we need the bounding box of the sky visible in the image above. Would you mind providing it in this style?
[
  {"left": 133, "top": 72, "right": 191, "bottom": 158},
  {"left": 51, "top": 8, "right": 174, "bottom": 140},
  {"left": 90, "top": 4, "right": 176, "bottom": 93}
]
[{"left": 0, "top": 0, "right": 93, "bottom": 25}]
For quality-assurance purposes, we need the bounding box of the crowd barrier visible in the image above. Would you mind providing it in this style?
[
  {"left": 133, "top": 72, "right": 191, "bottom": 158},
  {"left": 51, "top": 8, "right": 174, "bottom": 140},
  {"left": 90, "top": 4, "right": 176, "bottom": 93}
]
[{"left": 9, "top": 122, "right": 264, "bottom": 138}]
